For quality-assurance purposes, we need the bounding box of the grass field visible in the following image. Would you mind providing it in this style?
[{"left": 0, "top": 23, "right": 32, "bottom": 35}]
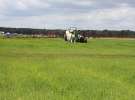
[{"left": 0, "top": 38, "right": 135, "bottom": 100}]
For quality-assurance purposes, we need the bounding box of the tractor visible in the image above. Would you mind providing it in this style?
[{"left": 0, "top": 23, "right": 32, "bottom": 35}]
[{"left": 64, "top": 27, "right": 87, "bottom": 43}]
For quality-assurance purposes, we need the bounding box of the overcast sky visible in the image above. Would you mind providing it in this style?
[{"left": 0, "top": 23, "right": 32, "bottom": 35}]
[{"left": 0, "top": 0, "right": 135, "bottom": 30}]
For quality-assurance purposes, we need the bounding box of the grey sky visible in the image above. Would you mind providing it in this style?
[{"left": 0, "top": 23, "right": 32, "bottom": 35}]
[{"left": 0, "top": 0, "right": 135, "bottom": 30}]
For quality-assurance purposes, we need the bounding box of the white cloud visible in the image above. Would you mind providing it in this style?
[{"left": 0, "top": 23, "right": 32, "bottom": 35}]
[{"left": 0, "top": 0, "right": 135, "bottom": 30}]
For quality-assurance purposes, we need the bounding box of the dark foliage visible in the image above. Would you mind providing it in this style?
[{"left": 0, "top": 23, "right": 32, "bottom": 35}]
[{"left": 0, "top": 27, "right": 135, "bottom": 38}]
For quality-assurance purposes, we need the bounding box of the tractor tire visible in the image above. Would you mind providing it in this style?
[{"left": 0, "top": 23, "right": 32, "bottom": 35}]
[{"left": 64, "top": 35, "right": 67, "bottom": 41}]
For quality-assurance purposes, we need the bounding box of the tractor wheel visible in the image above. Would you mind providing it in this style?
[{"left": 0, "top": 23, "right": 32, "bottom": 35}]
[{"left": 64, "top": 35, "right": 67, "bottom": 41}]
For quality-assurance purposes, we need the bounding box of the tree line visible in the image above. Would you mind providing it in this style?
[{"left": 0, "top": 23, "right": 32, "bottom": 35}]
[{"left": 0, "top": 27, "right": 135, "bottom": 38}]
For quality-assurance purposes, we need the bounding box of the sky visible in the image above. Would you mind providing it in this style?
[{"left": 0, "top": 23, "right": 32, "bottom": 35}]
[{"left": 0, "top": 0, "right": 135, "bottom": 30}]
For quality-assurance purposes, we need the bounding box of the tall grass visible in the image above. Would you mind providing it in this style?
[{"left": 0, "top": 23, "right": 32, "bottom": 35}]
[{"left": 0, "top": 38, "right": 135, "bottom": 100}]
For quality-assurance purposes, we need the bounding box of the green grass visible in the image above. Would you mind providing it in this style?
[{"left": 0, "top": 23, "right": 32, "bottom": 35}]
[{"left": 0, "top": 38, "right": 135, "bottom": 100}]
